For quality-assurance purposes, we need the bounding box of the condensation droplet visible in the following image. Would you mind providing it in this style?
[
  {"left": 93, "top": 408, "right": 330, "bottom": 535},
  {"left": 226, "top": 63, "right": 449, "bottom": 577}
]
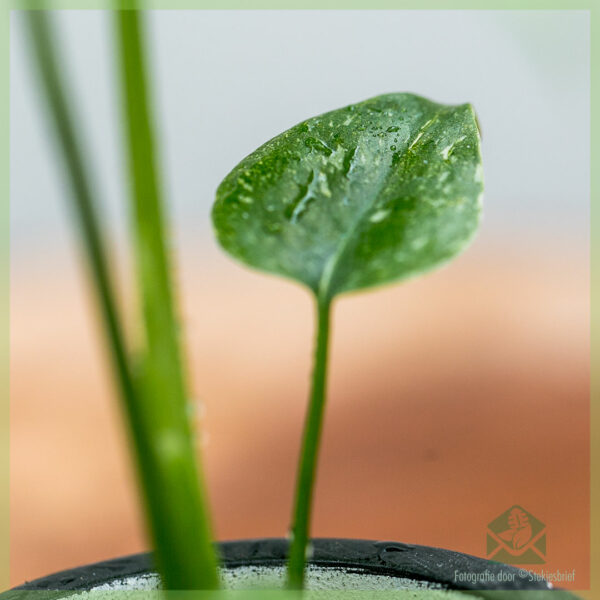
[
  {"left": 305, "top": 542, "right": 314, "bottom": 561},
  {"left": 370, "top": 209, "right": 391, "bottom": 223}
]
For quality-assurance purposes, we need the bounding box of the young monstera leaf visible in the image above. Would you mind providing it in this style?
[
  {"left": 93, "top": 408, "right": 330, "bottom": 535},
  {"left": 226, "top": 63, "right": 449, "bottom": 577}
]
[
  {"left": 212, "top": 93, "right": 483, "bottom": 589},
  {"left": 213, "top": 93, "right": 482, "bottom": 301}
]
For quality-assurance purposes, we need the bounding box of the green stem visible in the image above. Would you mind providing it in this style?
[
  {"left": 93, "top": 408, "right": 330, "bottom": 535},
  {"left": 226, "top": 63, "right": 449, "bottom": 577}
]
[
  {"left": 24, "top": 10, "right": 131, "bottom": 394},
  {"left": 24, "top": 8, "right": 219, "bottom": 591},
  {"left": 23, "top": 6, "right": 179, "bottom": 587},
  {"left": 287, "top": 295, "right": 332, "bottom": 590},
  {"left": 23, "top": 8, "right": 139, "bottom": 500},
  {"left": 114, "top": 9, "right": 220, "bottom": 590}
]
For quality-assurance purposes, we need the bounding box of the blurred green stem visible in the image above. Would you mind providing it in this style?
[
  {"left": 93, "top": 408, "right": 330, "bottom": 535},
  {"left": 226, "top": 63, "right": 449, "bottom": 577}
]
[
  {"left": 25, "top": 9, "right": 220, "bottom": 590},
  {"left": 23, "top": 10, "right": 140, "bottom": 493},
  {"left": 287, "top": 295, "right": 332, "bottom": 589},
  {"left": 114, "top": 9, "right": 220, "bottom": 590}
]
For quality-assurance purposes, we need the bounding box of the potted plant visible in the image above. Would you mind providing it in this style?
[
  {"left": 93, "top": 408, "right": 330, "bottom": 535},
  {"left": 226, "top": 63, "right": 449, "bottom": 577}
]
[{"left": 6, "top": 8, "right": 580, "bottom": 600}]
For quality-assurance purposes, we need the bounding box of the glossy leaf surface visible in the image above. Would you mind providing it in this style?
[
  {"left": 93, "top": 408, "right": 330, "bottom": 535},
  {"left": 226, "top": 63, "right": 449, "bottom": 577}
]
[{"left": 213, "top": 93, "right": 483, "bottom": 300}]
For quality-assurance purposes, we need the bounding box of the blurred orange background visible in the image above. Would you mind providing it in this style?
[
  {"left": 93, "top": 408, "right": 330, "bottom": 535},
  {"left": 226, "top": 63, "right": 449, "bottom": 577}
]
[{"left": 10, "top": 239, "right": 589, "bottom": 589}]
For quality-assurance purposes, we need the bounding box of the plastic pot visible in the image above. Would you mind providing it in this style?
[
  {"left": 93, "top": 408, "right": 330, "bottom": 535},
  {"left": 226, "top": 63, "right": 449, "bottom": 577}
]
[{"left": 4, "top": 538, "right": 580, "bottom": 599}]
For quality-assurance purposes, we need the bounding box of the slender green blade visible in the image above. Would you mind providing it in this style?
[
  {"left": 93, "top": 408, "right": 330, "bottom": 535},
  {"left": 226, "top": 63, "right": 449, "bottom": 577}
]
[
  {"left": 26, "top": 8, "right": 220, "bottom": 591},
  {"left": 213, "top": 93, "right": 483, "bottom": 301},
  {"left": 115, "top": 10, "right": 219, "bottom": 590}
]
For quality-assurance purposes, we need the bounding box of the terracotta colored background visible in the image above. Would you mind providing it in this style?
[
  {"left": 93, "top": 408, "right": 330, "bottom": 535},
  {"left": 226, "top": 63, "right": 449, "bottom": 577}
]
[{"left": 10, "top": 240, "right": 590, "bottom": 589}]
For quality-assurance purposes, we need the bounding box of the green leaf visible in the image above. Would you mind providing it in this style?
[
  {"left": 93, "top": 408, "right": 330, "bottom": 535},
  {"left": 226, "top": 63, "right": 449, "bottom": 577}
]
[{"left": 212, "top": 93, "right": 483, "bottom": 300}]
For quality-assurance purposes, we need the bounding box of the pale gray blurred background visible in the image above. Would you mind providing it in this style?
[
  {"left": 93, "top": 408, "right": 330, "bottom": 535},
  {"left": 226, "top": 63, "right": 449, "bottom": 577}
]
[{"left": 11, "top": 10, "right": 590, "bottom": 257}]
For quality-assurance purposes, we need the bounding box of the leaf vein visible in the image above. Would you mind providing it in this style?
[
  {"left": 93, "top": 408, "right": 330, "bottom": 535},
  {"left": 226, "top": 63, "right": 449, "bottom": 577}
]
[{"left": 317, "top": 108, "right": 446, "bottom": 298}]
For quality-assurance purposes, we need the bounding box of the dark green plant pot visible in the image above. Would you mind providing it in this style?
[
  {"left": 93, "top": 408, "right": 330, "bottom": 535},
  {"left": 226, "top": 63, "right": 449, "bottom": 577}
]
[{"left": 3, "top": 538, "right": 580, "bottom": 599}]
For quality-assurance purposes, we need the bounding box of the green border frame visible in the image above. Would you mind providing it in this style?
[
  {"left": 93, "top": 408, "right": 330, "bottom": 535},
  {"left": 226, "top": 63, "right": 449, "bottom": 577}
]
[
  {"left": 1, "top": 0, "right": 7, "bottom": 593},
  {"left": 2, "top": 3, "right": 595, "bottom": 598}
]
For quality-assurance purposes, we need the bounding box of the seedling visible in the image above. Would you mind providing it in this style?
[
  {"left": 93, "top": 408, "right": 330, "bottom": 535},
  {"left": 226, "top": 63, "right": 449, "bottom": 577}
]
[
  {"left": 212, "top": 93, "right": 483, "bottom": 588},
  {"left": 25, "top": 8, "right": 483, "bottom": 593}
]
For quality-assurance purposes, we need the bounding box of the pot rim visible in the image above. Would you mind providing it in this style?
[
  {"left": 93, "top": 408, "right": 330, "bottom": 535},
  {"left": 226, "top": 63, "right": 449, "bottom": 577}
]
[{"left": 11, "top": 538, "right": 575, "bottom": 598}]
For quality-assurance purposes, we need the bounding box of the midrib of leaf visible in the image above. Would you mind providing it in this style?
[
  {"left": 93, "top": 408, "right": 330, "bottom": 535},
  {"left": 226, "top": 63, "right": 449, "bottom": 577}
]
[{"left": 317, "top": 107, "right": 448, "bottom": 301}]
